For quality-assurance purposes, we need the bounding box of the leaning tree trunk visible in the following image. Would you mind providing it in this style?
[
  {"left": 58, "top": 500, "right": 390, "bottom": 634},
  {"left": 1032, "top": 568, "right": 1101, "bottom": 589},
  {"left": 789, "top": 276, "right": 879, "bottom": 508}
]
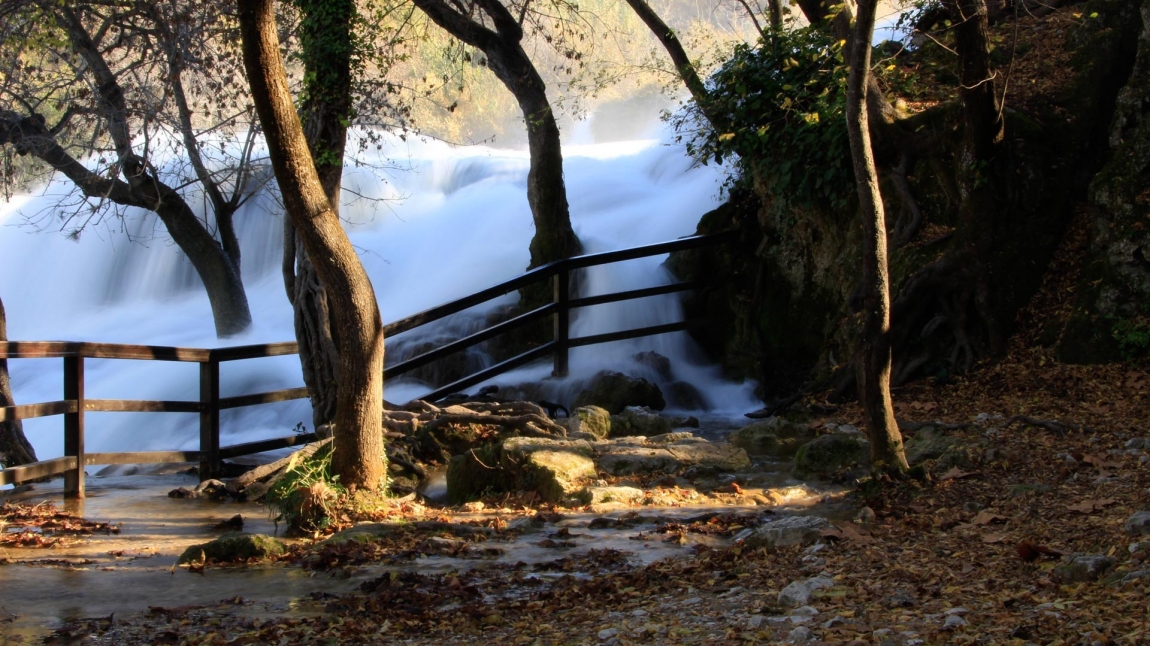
[
  {"left": 283, "top": 0, "right": 357, "bottom": 431},
  {"left": 239, "top": 0, "right": 387, "bottom": 490},
  {"left": 0, "top": 296, "right": 37, "bottom": 468},
  {"left": 846, "top": 0, "right": 909, "bottom": 473}
]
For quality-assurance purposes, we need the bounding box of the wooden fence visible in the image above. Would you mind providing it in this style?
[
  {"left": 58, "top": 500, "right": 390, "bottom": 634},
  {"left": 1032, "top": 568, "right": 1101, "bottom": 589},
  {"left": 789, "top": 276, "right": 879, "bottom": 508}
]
[{"left": 0, "top": 232, "right": 732, "bottom": 498}]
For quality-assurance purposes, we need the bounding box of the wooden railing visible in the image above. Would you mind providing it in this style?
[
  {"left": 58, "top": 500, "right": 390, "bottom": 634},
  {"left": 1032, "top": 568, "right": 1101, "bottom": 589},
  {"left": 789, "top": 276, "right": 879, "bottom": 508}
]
[{"left": 0, "top": 232, "right": 732, "bottom": 498}]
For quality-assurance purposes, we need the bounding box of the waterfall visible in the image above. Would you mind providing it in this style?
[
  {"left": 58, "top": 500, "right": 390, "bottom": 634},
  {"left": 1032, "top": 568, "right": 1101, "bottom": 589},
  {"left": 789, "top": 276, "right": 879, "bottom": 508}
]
[{"left": 0, "top": 119, "right": 760, "bottom": 461}]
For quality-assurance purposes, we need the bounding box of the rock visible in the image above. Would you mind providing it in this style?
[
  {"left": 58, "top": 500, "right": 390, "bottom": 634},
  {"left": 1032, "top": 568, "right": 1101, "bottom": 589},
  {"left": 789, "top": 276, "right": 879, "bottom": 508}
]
[
  {"left": 1125, "top": 511, "right": 1150, "bottom": 535},
  {"left": 789, "top": 605, "right": 819, "bottom": 622},
  {"left": 595, "top": 444, "right": 680, "bottom": 476},
  {"left": 597, "top": 627, "right": 619, "bottom": 641},
  {"left": 1125, "top": 438, "right": 1150, "bottom": 450},
  {"left": 902, "top": 427, "right": 957, "bottom": 465},
  {"left": 943, "top": 614, "right": 968, "bottom": 630},
  {"left": 730, "top": 417, "right": 816, "bottom": 457},
  {"left": 178, "top": 532, "right": 285, "bottom": 565},
  {"left": 610, "top": 406, "right": 672, "bottom": 437},
  {"left": 500, "top": 437, "right": 596, "bottom": 503},
  {"left": 744, "top": 515, "right": 831, "bottom": 549},
  {"left": 168, "top": 487, "right": 195, "bottom": 499},
  {"left": 855, "top": 507, "right": 876, "bottom": 524},
  {"left": 787, "top": 626, "right": 813, "bottom": 644},
  {"left": 666, "top": 441, "right": 751, "bottom": 473},
  {"left": 778, "top": 576, "right": 835, "bottom": 607},
  {"left": 566, "top": 405, "right": 612, "bottom": 439},
  {"left": 633, "top": 351, "right": 673, "bottom": 380},
  {"left": 1052, "top": 554, "right": 1116, "bottom": 584},
  {"left": 793, "top": 433, "right": 869, "bottom": 479},
  {"left": 647, "top": 431, "right": 696, "bottom": 443},
  {"left": 574, "top": 371, "right": 665, "bottom": 414},
  {"left": 585, "top": 486, "right": 646, "bottom": 505},
  {"left": 667, "top": 381, "right": 710, "bottom": 410},
  {"left": 240, "top": 480, "right": 271, "bottom": 502},
  {"left": 445, "top": 444, "right": 502, "bottom": 504}
]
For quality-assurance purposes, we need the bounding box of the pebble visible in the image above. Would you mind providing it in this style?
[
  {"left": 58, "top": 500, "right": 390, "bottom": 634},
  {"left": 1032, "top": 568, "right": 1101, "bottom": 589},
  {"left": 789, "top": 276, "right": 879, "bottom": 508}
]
[
  {"left": 597, "top": 628, "right": 618, "bottom": 641},
  {"left": 747, "top": 615, "right": 765, "bottom": 629},
  {"left": 787, "top": 626, "right": 812, "bottom": 643},
  {"left": 943, "top": 614, "right": 969, "bottom": 629},
  {"left": 682, "top": 597, "right": 702, "bottom": 605}
]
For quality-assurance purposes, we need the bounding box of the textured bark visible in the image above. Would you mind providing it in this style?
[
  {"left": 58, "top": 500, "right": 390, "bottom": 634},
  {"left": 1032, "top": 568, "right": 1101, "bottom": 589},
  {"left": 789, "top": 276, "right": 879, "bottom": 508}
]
[
  {"left": 846, "top": 0, "right": 908, "bottom": 473},
  {"left": 239, "top": 0, "right": 387, "bottom": 490},
  {"left": 0, "top": 296, "right": 37, "bottom": 468},
  {"left": 285, "top": 0, "right": 356, "bottom": 430},
  {"left": 412, "top": 0, "right": 580, "bottom": 274}
]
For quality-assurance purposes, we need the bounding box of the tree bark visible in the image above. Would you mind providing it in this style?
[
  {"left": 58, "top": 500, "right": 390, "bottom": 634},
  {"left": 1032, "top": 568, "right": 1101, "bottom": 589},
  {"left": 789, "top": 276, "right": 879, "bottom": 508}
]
[
  {"left": 0, "top": 295, "right": 37, "bottom": 468},
  {"left": 412, "top": 0, "right": 581, "bottom": 275},
  {"left": 846, "top": 0, "right": 909, "bottom": 473},
  {"left": 239, "top": 0, "right": 387, "bottom": 490}
]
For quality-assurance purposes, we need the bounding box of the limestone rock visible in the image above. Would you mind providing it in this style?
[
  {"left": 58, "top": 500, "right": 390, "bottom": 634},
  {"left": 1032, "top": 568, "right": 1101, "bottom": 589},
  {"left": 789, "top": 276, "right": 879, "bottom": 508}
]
[
  {"left": 610, "top": 406, "right": 671, "bottom": 437},
  {"left": 178, "top": 532, "right": 285, "bottom": 564},
  {"left": 445, "top": 444, "right": 502, "bottom": 504},
  {"left": 595, "top": 444, "right": 680, "bottom": 476},
  {"left": 793, "top": 433, "right": 869, "bottom": 479},
  {"left": 902, "top": 427, "right": 958, "bottom": 465},
  {"left": 500, "top": 437, "right": 596, "bottom": 503},
  {"left": 575, "top": 371, "right": 665, "bottom": 414},
  {"left": 633, "top": 351, "right": 673, "bottom": 380},
  {"left": 778, "top": 576, "right": 835, "bottom": 608},
  {"left": 1052, "top": 554, "right": 1116, "bottom": 584},
  {"left": 667, "top": 381, "right": 710, "bottom": 410},
  {"left": 743, "top": 515, "right": 831, "bottom": 548},
  {"left": 585, "top": 486, "right": 646, "bottom": 505},
  {"left": 666, "top": 441, "right": 751, "bottom": 472},
  {"left": 1125, "top": 511, "right": 1150, "bottom": 535},
  {"left": 566, "top": 405, "right": 612, "bottom": 439},
  {"left": 730, "top": 417, "right": 815, "bottom": 457}
]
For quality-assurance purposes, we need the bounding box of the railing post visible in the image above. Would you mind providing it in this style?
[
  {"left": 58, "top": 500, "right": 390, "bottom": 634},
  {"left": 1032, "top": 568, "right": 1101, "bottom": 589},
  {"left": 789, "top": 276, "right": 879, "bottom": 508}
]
[
  {"left": 63, "top": 355, "right": 85, "bottom": 499},
  {"left": 199, "top": 358, "right": 220, "bottom": 481},
  {"left": 553, "top": 269, "right": 570, "bottom": 377}
]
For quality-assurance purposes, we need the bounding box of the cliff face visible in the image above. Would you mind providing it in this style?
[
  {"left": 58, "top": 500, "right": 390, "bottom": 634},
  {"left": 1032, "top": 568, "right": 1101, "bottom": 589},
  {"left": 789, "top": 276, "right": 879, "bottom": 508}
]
[{"left": 670, "top": 0, "right": 1147, "bottom": 399}]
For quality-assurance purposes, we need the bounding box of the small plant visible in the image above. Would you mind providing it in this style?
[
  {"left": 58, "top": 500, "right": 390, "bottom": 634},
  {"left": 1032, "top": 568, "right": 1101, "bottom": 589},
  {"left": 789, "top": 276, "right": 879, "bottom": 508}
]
[
  {"left": 265, "top": 444, "right": 345, "bottom": 535},
  {"left": 1113, "top": 317, "right": 1150, "bottom": 360}
]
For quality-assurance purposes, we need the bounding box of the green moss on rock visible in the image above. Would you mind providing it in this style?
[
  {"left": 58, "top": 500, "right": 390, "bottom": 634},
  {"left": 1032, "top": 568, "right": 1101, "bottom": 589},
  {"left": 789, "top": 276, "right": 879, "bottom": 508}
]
[{"left": 178, "top": 532, "right": 285, "bottom": 565}]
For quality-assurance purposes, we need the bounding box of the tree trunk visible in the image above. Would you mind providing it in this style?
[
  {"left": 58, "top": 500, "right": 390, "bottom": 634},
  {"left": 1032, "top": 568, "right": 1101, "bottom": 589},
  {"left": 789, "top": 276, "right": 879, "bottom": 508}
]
[
  {"left": 239, "top": 0, "right": 387, "bottom": 490},
  {"left": 412, "top": 0, "right": 581, "bottom": 277},
  {"left": 0, "top": 296, "right": 37, "bottom": 468},
  {"left": 846, "top": 0, "right": 909, "bottom": 473}
]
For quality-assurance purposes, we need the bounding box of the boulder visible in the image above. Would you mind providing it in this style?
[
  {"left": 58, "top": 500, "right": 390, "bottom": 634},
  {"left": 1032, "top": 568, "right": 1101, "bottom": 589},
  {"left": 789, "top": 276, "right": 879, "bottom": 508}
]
[
  {"left": 667, "top": 381, "right": 710, "bottom": 411},
  {"left": 1125, "top": 511, "right": 1150, "bottom": 536},
  {"left": 178, "top": 532, "right": 285, "bottom": 565},
  {"left": 585, "top": 486, "right": 646, "bottom": 505},
  {"left": 574, "top": 371, "right": 665, "bottom": 414},
  {"left": 743, "top": 515, "right": 831, "bottom": 549},
  {"left": 633, "top": 351, "right": 673, "bottom": 380},
  {"left": 1052, "top": 554, "right": 1115, "bottom": 584},
  {"left": 730, "top": 417, "right": 816, "bottom": 457},
  {"left": 610, "top": 406, "right": 672, "bottom": 437},
  {"left": 793, "top": 433, "right": 869, "bottom": 479},
  {"left": 566, "top": 405, "right": 612, "bottom": 439},
  {"left": 499, "top": 437, "right": 596, "bottom": 503},
  {"left": 902, "top": 427, "right": 958, "bottom": 465},
  {"left": 446, "top": 443, "right": 503, "bottom": 504},
  {"left": 595, "top": 443, "right": 681, "bottom": 476}
]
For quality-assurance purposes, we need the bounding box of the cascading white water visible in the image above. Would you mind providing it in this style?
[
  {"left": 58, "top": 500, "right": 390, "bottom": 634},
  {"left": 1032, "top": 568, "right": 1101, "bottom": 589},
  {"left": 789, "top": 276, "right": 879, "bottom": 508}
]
[{"left": 0, "top": 115, "right": 760, "bottom": 462}]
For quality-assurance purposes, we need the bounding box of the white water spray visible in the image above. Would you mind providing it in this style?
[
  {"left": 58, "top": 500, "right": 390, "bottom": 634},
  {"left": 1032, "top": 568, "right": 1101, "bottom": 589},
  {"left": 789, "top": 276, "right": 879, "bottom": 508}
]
[{"left": 0, "top": 118, "right": 760, "bottom": 462}]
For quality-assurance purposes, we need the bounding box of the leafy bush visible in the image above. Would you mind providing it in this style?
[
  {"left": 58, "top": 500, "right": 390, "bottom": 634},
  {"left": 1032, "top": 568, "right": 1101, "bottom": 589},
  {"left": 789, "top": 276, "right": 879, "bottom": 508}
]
[
  {"left": 265, "top": 443, "right": 345, "bottom": 535},
  {"left": 674, "top": 28, "right": 853, "bottom": 215}
]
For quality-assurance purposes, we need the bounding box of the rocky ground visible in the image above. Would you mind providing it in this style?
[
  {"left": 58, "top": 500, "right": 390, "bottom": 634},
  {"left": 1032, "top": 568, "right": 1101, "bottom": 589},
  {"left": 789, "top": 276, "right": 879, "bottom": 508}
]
[{"left": 1, "top": 345, "right": 1144, "bottom": 645}]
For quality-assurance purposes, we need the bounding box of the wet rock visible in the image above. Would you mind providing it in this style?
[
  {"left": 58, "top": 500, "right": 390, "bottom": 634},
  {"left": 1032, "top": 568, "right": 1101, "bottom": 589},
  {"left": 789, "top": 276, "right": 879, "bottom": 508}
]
[
  {"left": 793, "top": 433, "right": 869, "bottom": 479},
  {"left": 778, "top": 576, "right": 835, "bottom": 607},
  {"left": 667, "top": 381, "right": 710, "bottom": 410},
  {"left": 500, "top": 437, "right": 596, "bottom": 503},
  {"left": 730, "top": 417, "right": 815, "bottom": 457},
  {"left": 633, "top": 351, "right": 673, "bottom": 380},
  {"left": 193, "top": 479, "right": 232, "bottom": 501},
  {"left": 595, "top": 444, "right": 681, "bottom": 476},
  {"left": 666, "top": 441, "right": 751, "bottom": 473},
  {"left": 574, "top": 371, "right": 665, "bottom": 414},
  {"left": 168, "top": 487, "right": 196, "bottom": 499},
  {"left": 565, "top": 405, "right": 612, "bottom": 439},
  {"left": 744, "top": 515, "right": 831, "bottom": 549},
  {"left": 647, "top": 431, "right": 696, "bottom": 443},
  {"left": 1125, "top": 511, "right": 1150, "bottom": 535},
  {"left": 585, "top": 486, "right": 646, "bottom": 505},
  {"left": 902, "top": 426, "right": 957, "bottom": 465},
  {"left": 178, "top": 532, "right": 285, "bottom": 564},
  {"left": 1052, "top": 554, "right": 1116, "bottom": 584},
  {"left": 610, "top": 406, "right": 672, "bottom": 437}
]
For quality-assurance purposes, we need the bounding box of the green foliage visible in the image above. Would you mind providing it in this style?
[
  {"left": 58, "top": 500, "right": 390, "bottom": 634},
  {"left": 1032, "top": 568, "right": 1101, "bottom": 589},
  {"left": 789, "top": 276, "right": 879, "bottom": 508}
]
[
  {"left": 676, "top": 28, "right": 853, "bottom": 215},
  {"left": 265, "top": 443, "right": 345, "bottom": 535},
  {"left": 1112, "top": 317, "right": 1150, "bottom": 360}
]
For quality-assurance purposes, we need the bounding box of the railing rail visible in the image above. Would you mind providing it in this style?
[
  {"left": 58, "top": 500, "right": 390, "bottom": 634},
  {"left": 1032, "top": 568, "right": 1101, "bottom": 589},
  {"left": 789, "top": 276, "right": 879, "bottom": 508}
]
[{"left": 0, "top": 232, "right": 733, "bottom": 497}]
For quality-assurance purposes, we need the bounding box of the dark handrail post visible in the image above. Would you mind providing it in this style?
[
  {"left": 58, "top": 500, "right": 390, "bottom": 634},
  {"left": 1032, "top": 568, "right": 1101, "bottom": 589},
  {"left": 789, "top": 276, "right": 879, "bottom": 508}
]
[
  {"left": 63, "top": 355, "right": 85, "bottom": 499},
  {"left": 199, "top": 358, "right": 220, "bottom": 481},
  {"left": 553, "top": 269, "right": 570, "bottom": 377}
]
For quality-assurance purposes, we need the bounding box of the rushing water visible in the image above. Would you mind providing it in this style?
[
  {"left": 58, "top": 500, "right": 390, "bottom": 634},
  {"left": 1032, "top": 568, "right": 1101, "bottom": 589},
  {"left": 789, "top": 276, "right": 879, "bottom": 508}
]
[{"left": 0, "top": 115, "right": 760, "bottom": 463}]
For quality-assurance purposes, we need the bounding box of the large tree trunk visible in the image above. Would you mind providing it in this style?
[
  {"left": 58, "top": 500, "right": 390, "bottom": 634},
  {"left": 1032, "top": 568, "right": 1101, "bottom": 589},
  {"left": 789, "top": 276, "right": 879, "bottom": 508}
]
[
  {"left": 0, "top": 296, "right": 37, "bottom": 468},
  {"left": 412, "top": 0, "right": 581, "bottom": 276},
  {"left": 846, "top": 0, "right": 909, "bottom": 473},
  {"left": 284, "top": 0, "right": 357, "bottom": 430},
  {"left": 239, "top": 0, "right": 387, "bottom": 490}
]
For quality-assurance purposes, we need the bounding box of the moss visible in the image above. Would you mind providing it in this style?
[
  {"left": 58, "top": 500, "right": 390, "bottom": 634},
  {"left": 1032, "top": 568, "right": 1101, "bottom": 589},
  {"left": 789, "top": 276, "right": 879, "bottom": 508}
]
[{"left": 178, "top": 532, "right": 285, "bottom": 565}]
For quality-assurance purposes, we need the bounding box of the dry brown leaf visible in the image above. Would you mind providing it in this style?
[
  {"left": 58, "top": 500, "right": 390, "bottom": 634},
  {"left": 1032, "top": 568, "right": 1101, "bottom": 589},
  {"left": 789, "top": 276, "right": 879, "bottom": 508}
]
[
  {"left": 971, "top": 511, "right": 1007, "bottom": 526},
  {"left": 982, "top": 533, "right": 1008, "bottom": 543},
  {"left": 938, "top": 467, "right": 978, "bottom": 481},
  {"left": 1067, "top": 499, "right": 1117, "bottom": 514},
  {"left": 1081, "top": 454, "right": 1121, "bottom": 470}
]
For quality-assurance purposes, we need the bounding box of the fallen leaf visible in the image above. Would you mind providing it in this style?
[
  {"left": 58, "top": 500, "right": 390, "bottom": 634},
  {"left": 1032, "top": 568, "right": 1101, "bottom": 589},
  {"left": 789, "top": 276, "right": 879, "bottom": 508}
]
[
  {"left": 983, "top": 533, "right": 1008, "bottom": 543},
  {"left": 939, "top": 467, "right": 978, "bottom": 481},
  {"left": 1067, "top": 498, "right": 1117, "bottom": 514},
  {"left": 971, "top": 511, "right": 1007, "bottom": 526}
]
